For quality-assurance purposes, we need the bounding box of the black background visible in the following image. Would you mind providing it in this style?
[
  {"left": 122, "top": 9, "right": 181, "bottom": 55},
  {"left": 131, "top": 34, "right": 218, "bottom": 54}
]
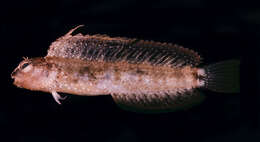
[{"left": 1, "top": 0, "right": 258, "bottom": 142}]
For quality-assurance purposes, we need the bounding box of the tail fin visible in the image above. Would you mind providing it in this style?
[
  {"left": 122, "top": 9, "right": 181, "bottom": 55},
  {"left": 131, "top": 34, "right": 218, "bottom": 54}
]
[{"left": 202, "top": 60, "right": 240, "bottom": 93}]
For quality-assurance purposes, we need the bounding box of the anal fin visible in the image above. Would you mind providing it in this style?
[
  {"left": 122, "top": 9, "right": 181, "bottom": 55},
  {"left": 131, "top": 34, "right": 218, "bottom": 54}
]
[{"left": 111, "top": 90, "right": 205, "bottom": 113}]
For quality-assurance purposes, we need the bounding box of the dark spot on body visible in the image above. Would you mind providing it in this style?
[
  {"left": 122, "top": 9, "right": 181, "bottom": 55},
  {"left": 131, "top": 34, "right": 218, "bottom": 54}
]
[
  {"left": 46, "top": 63, "right": 53, "bottom": 70},
  {"left": 79, "top": 66, "right": 97, "bottom": 81},
  {"left": 88, "top": 73, "right": 97, "bottom": 81},
  {"left": 79, "top": 67, "right": 90, "bottom": 75},
  {"left": 136, "top": 68, "right": 146, "bottom": 75},
  {"left": 72, "top": 78, "right": 79, "bottom": 83}
]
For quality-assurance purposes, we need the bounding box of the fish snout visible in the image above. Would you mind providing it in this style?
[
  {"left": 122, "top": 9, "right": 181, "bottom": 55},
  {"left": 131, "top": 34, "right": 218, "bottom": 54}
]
[{"left": 11, "top": 68, "right": 18, "bottom": 79}]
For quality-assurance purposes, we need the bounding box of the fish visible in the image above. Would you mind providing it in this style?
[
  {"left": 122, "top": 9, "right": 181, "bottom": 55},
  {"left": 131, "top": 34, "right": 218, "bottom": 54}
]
[{"left": 11, "top": 25, "right": 240, "bottom": 113}]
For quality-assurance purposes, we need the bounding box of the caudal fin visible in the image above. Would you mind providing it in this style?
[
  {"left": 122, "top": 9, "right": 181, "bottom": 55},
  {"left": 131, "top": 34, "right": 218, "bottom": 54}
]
[{"left": 202, "top": 60, "right": 240, "bottom": 93}]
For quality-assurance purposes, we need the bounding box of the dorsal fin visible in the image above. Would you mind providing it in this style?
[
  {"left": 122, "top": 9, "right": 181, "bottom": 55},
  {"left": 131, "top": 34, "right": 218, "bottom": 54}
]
[{"left": 47, "top": 28, "right": 201, "bottom": 67}]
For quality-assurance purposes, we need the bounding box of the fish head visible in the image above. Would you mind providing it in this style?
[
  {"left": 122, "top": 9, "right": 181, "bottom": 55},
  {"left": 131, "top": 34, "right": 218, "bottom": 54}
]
[{"left": 11, "top": 57, "right": 56, "bottom": 92}]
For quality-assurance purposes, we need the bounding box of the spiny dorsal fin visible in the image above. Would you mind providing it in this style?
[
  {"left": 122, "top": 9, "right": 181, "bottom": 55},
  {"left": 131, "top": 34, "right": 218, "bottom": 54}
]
[
  {"left": 47, "top": 27, "right": 201, "bottom": 67},
  {"left": 111, "top": 90, "right": 205, "bottom": 113}
]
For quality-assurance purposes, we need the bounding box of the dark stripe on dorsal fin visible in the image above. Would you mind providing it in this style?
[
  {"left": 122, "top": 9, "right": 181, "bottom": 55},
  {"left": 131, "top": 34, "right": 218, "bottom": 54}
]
[{"left": 47, "top": 28, "right": 201, "bottom": 67}]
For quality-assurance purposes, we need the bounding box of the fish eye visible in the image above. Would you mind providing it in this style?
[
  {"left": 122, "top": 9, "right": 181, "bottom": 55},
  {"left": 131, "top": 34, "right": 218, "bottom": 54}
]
[
  {"left": 21, "top": 63, "right": 30, "bottom": 69},
  {"left": 20, "top": 62, "right": 32, "bottom": 73}
]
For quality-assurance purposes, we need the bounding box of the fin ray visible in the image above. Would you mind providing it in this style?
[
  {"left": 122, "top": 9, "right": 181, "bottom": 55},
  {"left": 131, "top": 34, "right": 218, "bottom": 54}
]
[
  {"left": 47, "top": 29, "right": 201, "bottom": 67},
  {"left": 111, "top": 90, "right": 205, "bottom": 113},
  {"left": 202, "top": 60, "right": 240, "bottom": 93}
]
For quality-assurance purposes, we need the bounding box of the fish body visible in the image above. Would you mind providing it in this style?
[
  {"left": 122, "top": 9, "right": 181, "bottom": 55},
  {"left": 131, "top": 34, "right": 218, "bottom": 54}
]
[
  {"left": 11, "top": 26, "right": 240, "bottom": 113},
  {"left": 13, "top": 57, "right": 200, "bottom": 95}
]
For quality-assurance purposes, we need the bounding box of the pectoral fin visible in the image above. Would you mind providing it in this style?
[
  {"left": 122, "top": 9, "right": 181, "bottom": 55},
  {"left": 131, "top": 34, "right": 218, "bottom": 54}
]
[
  {"left": 51, "top": 91, "right": 67, "bottom": 105},
  {"left": 111, "top": 90, "right": 205, "bottom": 113}
]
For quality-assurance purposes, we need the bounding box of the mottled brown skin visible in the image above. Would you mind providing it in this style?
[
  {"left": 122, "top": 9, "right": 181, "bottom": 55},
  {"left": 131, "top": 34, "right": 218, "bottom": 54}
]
[
  {"left": 12, "top": 57, "right": 200, "bottom": 97},
  {"left": 11, "top": 26, "right": 240, "bottom": 112},
  {"left": 11, "top": 26, "right": 206, "bottom": 111}
]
